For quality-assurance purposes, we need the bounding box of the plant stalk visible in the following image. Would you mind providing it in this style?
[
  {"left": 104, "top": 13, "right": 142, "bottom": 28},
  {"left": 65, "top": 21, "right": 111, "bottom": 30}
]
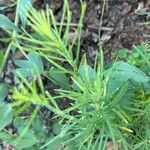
[{"left": 0, "top": 0, "right": 20, "bottom": 75}]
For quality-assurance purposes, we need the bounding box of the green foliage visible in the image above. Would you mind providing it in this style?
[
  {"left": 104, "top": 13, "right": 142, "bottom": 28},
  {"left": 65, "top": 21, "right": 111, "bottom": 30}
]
[
  {"left": 111, "top": 61, "right": 149, "bottom": 83},
  {"left": 117, "top": 48, "right": 128, "bottom": 59},
  {"left": 14, "top": 0, "right": 86, "bottom": 72},
  {"left": 48, "top": 68, "right": 71, "bottom": 90},
  {"left": 0, "top": 104, "right": 12, "bottom": 131},
  {"left": 128, "top": 44, "right": 149, "bottom": 67},
  {"left": 12, "top": 77, "right": 46, "bottom": 107},
  {"left": 0, "top": 51, "right": 4, "bottom": 69},
  {"left": 0, "top": 0, "right": 150, "bottom": 149},
  {"left": 15, "top": 52, "right": 44, "bottom": 77},
  {"left": 18, "top": 0, "right": 34, "bottom": 26},
  {"left": 116, "top": 44, "right": 150, "bottom": 68},
  {"left": 0, "top": 130, "right": 38, "bottom": 149},
  {"left": 12, "top": 117, "right": 39, "bottom": 149},
  {"left": 0, "top": 14, "right": 18, "bottom": 31},
  {"left": 0, "top": 84, "right": 8, "bottom": 103}
]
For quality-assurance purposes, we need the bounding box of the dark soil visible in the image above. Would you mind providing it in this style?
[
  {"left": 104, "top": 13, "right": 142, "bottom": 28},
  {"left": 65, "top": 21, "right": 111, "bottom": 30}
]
[
  {"left": 80, "top": 0, "right": 150, "bottom": 63},
  {"left": 42, "top": 0, "right": 150, "bottom": 64}
]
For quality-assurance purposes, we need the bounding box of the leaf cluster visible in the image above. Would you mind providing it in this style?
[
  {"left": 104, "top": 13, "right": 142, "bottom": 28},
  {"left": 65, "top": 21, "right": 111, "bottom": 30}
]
[{"left": 0, "top": 0, "right": 150, "bottom": 150}]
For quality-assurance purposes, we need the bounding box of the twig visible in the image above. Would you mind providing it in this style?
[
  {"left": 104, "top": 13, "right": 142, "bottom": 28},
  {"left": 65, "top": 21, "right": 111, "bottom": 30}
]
[{"left": 55, "top": 22, "right": 113, "bottom": 31}]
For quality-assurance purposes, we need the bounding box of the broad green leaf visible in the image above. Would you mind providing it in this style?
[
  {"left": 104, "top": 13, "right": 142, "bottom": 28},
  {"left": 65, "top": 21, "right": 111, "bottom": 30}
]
[
  {"left": 72, "top": 64, "right": 96, "bottom": 91},
  {"left": 46, "top": 136, "right": 63, "bottom": 150},
  {"left": 112, "top": 62, "right": 149, "bottom": 83},
  {"left": 0, "top": 14, "right": 18, "bottom": 31},
  {"left": 0, "top": 51, "right": 4, "bottom": 69},
  {"left": 79, "top": 64, "right": 96, "bottom": 83},
  {"left": 32, "top": 117, "right": 43, "bottom": 132},
  {"left": 107, "top": 61, "right": 149, "bottom": 96},
  {"left": 113, "top": 82, "right": 127, "bottom": 101},
  {"left": 0, "top": 130, "right": 38, "bottom": 149},
  {"left": 18, "top": 0, "right": 33, "bottom": 26},
  {"left": 0, "top": 84, "right": 8, "bottom": 103},
  {"left": 16, "top": 130, "right": 38, "bottom": 149},
  {"left": 46, "top": 135, "right": 72, "bottom": 150},
  {"left": 13, "top": 117, "right": 40, "bottom": 148},
  {"left": 32, "top": 117, "right": 45, "bottom": 139},
  {"left": 48, "top": 68, "right": 71, "bottom": 90},
  {"left": 52, "top": 122, "right": 63, "bottom": 135},
  {"left": 0, "top": 104, "right": 12, "bottom": 131},
  {"left": 119, "top": 87, "right": 135, "bottom": 107},
  {"left": 0, "top": 131, "right": 14, "bottom": 143},
  {"left": 15, "top": 52, "right": 44, "bottom": 77},
  {"left": 13, "top": 117, "right": 25, "bottom": 131}
]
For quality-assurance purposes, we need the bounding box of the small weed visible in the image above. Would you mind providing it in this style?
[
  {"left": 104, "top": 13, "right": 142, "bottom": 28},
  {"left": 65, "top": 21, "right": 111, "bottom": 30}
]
[{"left": 113, "top": 44, "right": 150, "bottom": 69}]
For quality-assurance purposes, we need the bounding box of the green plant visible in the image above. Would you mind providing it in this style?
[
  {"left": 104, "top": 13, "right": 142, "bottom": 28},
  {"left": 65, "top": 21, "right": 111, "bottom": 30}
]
[
  {"left": 0, "top": 0, "right": 150, "bottom": 149},
  {"left": 114, "top": 44, "right": 150, "bottom": 69},
  {"left": 111, "top": 45, "right": 150, "bottom": 150}
]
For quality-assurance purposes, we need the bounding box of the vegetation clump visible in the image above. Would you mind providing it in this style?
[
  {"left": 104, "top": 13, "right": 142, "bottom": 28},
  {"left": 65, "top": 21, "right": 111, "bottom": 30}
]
[{"left": 0, "top": 0, "right": 150, "bottom": 149}]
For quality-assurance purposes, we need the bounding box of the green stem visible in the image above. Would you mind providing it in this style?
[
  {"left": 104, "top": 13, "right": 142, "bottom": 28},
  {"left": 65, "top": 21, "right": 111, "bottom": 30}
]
[
  {"left": 0, "top": 42, "right": 12, "bottom": 74},
  {"left": 0, "top": 0, "right": 20, "bottom": 75},
  {"left": 13, "top": 105, "right": 40, "bottom": 145},
  {"left": 75, "top": 2, "right": 86, "bottom": 67},
  {"left": 38, "top": 75, "right": 45, "bottom": 95}
]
